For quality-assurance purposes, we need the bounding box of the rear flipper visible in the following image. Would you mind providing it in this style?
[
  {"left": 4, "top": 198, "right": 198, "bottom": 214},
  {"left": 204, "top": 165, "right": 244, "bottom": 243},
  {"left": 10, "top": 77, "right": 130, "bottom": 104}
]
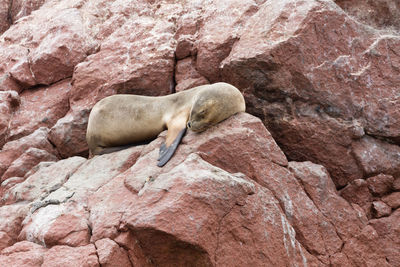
[{"left": 157, "top": 127, "right": 187, "bottom": 167}]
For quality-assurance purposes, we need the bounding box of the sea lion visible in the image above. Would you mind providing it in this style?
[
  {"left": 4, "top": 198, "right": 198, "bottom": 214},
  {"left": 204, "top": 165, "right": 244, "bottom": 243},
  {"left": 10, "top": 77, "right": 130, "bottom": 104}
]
[{"left": 86, "top": 82, "right": 245, "bottom": 166}]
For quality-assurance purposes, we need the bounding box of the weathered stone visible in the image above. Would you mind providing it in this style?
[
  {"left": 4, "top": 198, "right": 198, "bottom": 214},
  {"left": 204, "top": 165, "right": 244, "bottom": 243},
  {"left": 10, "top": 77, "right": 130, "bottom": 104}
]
[
  {"left": 4, "top": 156, "right": 85, "bottom": 204},
  {"left": 0, "top": 127, "right": 57, "bottom": 178},
  {"left": 95, "top": 238, "right": 131, "bottom": 267},
  {"left": 371, "top": 201, "right": 392, "bottom": 218},
  {"left": 1, "top": 148, "right": 58, "bottom": 183},
  {"left": 42, "top": 244, "right": 99, "bottom": 267},
  {"left": 7, "top": 79, "right": 70, "bottom": 142},
  {"left": 0, "top": 90, "right": 20, "bottom": 148},
  {"left": 369, "top": 209, "right": 400, "bottom": 266},
  {"left": 382, "top": 192, "right": 400, "bottom": 209},
  {"left": 0, "top": 241, "right": 46, "bottom": 267},
  {"left": 175, "top": 57, "right": 209, "bottom": 92},
  {"left": 340, "top": 179, "right": 373, "bottom": 216},
  {"left": 352, "top": 136, "right": 400, "bottom": 176},
  {"left": 366, "top": 174, "right": 394, "bottom": 196},
  {"left": 0, "top": 203, "right": 29, "bottom": 250}
]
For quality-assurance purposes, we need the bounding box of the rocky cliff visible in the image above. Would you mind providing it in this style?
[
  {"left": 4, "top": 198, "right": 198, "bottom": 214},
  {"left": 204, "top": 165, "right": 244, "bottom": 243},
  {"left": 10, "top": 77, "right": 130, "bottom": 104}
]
[{"left": 0, "top": 0, "right": 399, "bottom": 266}]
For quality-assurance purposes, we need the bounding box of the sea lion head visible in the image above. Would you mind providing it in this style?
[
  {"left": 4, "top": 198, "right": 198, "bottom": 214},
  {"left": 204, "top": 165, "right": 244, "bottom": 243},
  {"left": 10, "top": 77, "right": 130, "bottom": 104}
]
[{"left": 187, "top": 92, "right": 232, "bottom": 132}]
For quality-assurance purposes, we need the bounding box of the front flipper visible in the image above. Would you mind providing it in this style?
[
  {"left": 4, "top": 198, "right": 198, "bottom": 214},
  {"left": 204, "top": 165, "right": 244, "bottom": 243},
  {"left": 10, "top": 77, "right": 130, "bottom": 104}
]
[{"left": 157, "top": 127, "right": 187, "bottom": 167}]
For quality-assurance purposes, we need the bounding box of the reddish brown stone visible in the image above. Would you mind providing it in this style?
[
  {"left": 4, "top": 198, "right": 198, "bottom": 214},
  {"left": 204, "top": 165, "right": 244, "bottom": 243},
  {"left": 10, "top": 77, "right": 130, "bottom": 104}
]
[
  {"left": 0, "top": 241, "right": 46, "bottom": 267},
  {"left": 95, "top": 238, "right": 131, "bottom": 267},
  {"left": 10, "top": 0, "right": 47, "bottom": 22},
  {"left": 175, "top": 57, "right": 209, "bottom": 92},
  {"left": 42, "top": 244, "right": 99, "bottom": 267},
  {"left": 382, "top": 192, "right": 400, "bottom": 209},
  {"left": 371, "top": 201, "right": 392, "bottom": 218},
  {"left": 0, "top": 90, "right": 20, "bottom": 148},
  {"left": 339, "top": 179, "right": 373, "bottom": 216},
  {"left": 0, "top": 0, "right": 10, "bottom": 34},
  {"left": 369, "top": 209, "right": 400, "bottom": 266},
  {"left": 7, "top": 79, "right": 70, "bottom": 142},
  {"left": 1, "top": 148, "right": 58, "bottom": 182},
  {"left": 352, "top": 136, "right": 400, "bottom": 176},
  {"left": 366, "top": 174, "right": 394, "bottom": 196},
  {"left": 0, "top": 127, "right": 57, "bottom": 178}
]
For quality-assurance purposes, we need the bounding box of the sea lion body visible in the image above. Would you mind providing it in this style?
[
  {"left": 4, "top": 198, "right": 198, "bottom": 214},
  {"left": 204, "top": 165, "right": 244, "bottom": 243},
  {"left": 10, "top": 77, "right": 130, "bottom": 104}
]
[{"left": 86, "top": 82, "right": 245, "bottom": 162}]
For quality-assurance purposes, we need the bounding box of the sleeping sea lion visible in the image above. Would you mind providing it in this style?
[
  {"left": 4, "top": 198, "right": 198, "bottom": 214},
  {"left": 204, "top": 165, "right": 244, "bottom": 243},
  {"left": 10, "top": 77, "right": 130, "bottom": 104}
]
[{"left": 86, "top": 82, "right": 245, "bottom": 166}]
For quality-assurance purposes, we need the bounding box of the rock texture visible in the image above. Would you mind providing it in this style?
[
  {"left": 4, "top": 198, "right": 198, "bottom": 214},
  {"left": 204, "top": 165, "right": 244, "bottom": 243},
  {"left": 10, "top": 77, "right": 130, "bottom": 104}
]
[{"left": 0, "top": 0, "right": 399, "bottom": 266}]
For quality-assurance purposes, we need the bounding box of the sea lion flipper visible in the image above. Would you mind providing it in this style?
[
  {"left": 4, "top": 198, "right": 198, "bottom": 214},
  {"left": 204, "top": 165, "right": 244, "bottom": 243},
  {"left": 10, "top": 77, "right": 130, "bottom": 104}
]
[
  {"left": 158, "top": 143, "right": 167, "bottom": 161},
  {"left": 157, "top": 127, "right": 187, "bottom": 167}
]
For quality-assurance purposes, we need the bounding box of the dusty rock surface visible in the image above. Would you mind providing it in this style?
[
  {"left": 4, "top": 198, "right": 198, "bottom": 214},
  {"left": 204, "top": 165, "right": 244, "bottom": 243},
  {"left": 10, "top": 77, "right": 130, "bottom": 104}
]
[{"left": 0, "top": 0, "right": 399, "bottom": 266}]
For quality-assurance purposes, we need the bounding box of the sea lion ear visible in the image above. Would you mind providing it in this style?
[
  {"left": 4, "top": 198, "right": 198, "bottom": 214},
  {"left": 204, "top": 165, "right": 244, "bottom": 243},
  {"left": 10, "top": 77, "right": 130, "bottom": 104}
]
[{"left": 157, "top": 128, "right": 186, "bottom": 167}]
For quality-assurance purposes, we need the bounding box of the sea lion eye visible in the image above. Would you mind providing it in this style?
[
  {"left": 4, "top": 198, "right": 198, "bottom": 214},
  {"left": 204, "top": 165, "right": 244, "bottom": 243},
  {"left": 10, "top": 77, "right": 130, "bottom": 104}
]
[{"left": 187, "top": 121, "right": 192, "bottom": 128}]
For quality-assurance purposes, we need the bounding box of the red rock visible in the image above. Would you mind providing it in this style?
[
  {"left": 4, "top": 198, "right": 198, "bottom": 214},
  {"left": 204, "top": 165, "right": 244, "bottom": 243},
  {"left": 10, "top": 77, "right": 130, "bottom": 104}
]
[
  {"left": 0, "top": 241, "right": 46, "bottom": 267},
  {"left": 20, "top": 203, "right": 91, "bottom": 247},
  {"left": 366, "top": 174, "right": 394, "bottom": 196},
  {"left": 96, "top": 153, "right": 319, "bottom": 266},
  {"left": 120, "top": 114, "right": 340, "bottom": 263},
  {"left": 334, "top": 0, "right": 400, "bottom": 30},
  {"left": 1, "top": 4, "right": 97, "bottom": 87},
  {"left": 70, "top": 12, "right": 176, "bottom": 109},
  {"left": 0, "top": 0, "right": 10, "bottom": 34},
  {"left": 175, "top": 35, "right": 196, "bottom": 60},
  {"left": 0, "top": 90, "right": 20, "bottom": 148},
  {"left": 0, "top": 204, "right": 29, "bottom": 250},
  {"left": 339, "top": 179, "right": 373, "bottom": 217},
  {"left": 221, "top": 0, "right": 400, "bottom": 187},
  {"left": 0, "top": 127, "right": 57, "bottom": 178},
  {"left": 95, "top": 238, "right": 131, "bottom": 267},
  {"left": 10, "top": 0, "right": 47, "bottom": 22},
  {"left": 288, "top": 161, "right": 365, "bottom": 240},
  {"left": 394, "top": 178, "right": 400, "bottom": 191},
  {"left": 4, "top": 157, "right": 85, "bottom": 204},
  {"left": 1, "top": 148, "right": 58, "bottom": 182},
  {"left": 352, "top": 136, "right": 400, "bottom": 176},
  {"left": 196, "top": 0, "right": 258, "bottom": 82},
  {"left": 369, "top": 209, "right": 400, "bottom": 266},
  {"left": 382, "top": 192, "right": 400, "bottom": 209},
  {"left": 42, "top": 244, "right": 99, "bottom": 267},
  {"left": 371, "top": 201, "right": 392, "bottom": 218},
  {"left": 48, "top": 109, "right": 91, "bottom": 158},
  {"left": 175, "top": 57, "right": 209, "bottom": 92},
  {"left": 342, "top": 225, "right": 391, "bottom": 267},
  {"left": 7, "top": 79, "right": 71, "bottom": 141}
]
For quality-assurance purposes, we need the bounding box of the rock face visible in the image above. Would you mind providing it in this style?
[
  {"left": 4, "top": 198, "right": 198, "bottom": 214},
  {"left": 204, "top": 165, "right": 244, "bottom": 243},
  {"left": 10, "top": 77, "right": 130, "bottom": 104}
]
[{"left": 0, "top": 0, "right": 399, "bottom": 266}]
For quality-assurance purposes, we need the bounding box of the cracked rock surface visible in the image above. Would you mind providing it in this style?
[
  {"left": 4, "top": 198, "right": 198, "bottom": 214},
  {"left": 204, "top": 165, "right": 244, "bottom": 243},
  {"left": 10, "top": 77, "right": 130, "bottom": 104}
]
[{"left": 0, "top": 0, "right": 399, "bottom": 266}]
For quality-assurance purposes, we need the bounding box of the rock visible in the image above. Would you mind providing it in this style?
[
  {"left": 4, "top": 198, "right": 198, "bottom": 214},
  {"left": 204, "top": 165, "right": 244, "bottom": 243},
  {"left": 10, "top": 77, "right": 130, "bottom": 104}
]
[
  {"left": 288, "top": 161, "right": 365, "bottom": 240},
  {"left": 366, "top": 174, "right": 394, "bottom": 196},
  {"left": 1, "top": 3, "right": 97, "bottom": 87},
  {"left": 20, "top": 203, "right": 91, "bottom": 247},
  {"left": 70, "top": 9, "right": 176, "bottom": 109},
  {"left": 0, "top": 241, "right": 46, "bottom": 267},
  {"left": 382, "top": 192, "right": 400, "bottom": 209},
  {"left": 42, "top": 244, "right": 99, "bottom": 267},
  {"left": 175, "top": 57, "right": 209, "bottom": 92},
  {"left": 94, "top": 153, "right": 319, "bottom": 266},
  {"left": 342, "top": 225, "right": 391, "bottom": 267},
  {"left": 10, "top": 0, "right": 47, "bottom": 22},
  {"left": 334, "top": 0, "right": 400, "bottom": 30},
  {"left": 371, "top": 201, "right": 392, "bottom": 218},
  {"left": 221, "top": 0, "right": 400, "bottom": 187},
  {"left": 7, "top": 79, "right": 70, "bottom": 142},
  {"left": 95, "top": 238, "right": 131, "bottom": 267},
  {"left": 339, "top": 179, "right": 373, "bottom": 216},
  {"left": 3, "top": 156, "right": 85, "bottom": 204},
  {"left": 48, "top": 109, "right": 91, "bottom": 158},
  {"left": 0, "top": 90, "right": 20, "bottom": 148},
  {"left": 0, "top": 203, "right": 29, "bottom": 250},
  {"left": 369, "top": 209, "right": 400, "bottom": 266},
  {"left": 0, "top": 0, "right": 10, "bottom": 34},
  {"left": 0, "top": 127, "right": 57, "bottom": 178},
  {"left": 1, "top": 148, "right": 58, "bottom": 183},
  {"left": 352, "top": 136, "right": 400, "bottom": 176}
]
